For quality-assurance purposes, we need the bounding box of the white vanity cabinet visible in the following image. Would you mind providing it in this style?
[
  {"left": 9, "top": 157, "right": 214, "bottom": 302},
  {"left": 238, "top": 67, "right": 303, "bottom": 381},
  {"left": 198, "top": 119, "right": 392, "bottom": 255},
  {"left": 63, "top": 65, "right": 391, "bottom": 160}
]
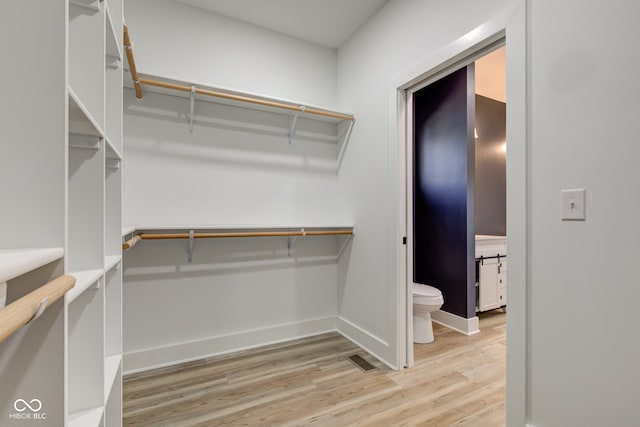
[
  {"left": 475, "top": 235, "right": 507, "bottom": 312},
  {"left": 478, "top": 256, "right": 507, "bottom": 312}
]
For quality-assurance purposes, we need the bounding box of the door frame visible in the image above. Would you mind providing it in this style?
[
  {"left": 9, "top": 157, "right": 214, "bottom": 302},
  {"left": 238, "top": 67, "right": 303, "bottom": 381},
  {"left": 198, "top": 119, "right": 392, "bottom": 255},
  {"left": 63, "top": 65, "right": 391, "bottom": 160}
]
[
  {"left": 389, "top": 3, "right": 527, "bottom": 425},
  {"left": 405, "top": 55, "right": 490, "bottom": 365}
]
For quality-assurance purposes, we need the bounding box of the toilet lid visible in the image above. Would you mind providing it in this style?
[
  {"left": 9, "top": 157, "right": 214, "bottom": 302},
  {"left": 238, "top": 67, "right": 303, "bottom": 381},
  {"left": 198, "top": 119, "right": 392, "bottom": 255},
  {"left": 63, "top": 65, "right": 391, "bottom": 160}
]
[{"left": 412, "top": 283, "right": 441, "bottom": 297}]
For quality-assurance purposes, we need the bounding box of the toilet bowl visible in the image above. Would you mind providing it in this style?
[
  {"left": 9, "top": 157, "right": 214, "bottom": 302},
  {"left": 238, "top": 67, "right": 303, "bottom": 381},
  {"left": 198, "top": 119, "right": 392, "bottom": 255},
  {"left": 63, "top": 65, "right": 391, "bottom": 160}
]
[{"left": 412, "top": 283, "right": 444, "bottom": 344}]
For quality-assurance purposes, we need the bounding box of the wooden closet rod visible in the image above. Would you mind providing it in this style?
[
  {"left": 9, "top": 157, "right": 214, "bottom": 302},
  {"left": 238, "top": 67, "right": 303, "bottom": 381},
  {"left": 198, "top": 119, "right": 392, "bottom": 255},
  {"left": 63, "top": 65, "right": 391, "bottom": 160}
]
[
  {"left": 139, "top": 229, "right": 353, "bottom": 240},
  {"left": 122, "top": 229, "right": 353, "bottom": 248},
  {"left": 0, "top": 274, "right": 75, "bottom": 344},
  {"left": 123, "top": 234, "right": 142, "bottom": 250},
  {"left": 123, "top": 25, "right": 142, "bottom": 98},
  {"left": 122, "top": 25, "right": 353, "bottom": 122},
  {"left": 138, "top": 79, "right": 355, "bottom": 122}
]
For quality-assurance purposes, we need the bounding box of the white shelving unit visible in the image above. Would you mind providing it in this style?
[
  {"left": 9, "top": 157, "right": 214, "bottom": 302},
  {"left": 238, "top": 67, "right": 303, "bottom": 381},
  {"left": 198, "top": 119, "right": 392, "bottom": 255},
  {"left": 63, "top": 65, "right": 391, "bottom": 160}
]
[
  {"left": 0, "top": 0, "right": 123, "bottom": 425},
  {"left": 124, "top": 71, "right": 355, "bottom": 167},
  {"left": 0, "top": 248, "right": 65, "bottom": 283}
]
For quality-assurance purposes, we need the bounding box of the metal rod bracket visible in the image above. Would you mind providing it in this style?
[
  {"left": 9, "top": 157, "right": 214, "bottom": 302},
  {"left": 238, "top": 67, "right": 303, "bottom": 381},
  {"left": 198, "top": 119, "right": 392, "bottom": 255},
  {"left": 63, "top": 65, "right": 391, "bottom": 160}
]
[
  {"left": 288, "top": 106, "right": 304, "bottom": 144},
  {"left": 337, "top": 233, "right": 354, "bottom": 260},
  {"left": 188, "top": 229, "right": 195, "bottom": 263},
  {"left": 106, "top": 158, "right": 121, "bottom": 170},
  {"left": 189, "top": 85, "right": 196, "bottom": 132},
  {"left": 337, "top": 119, "right": 355, "bottom": 168},
  {"left": 29, "top": 298, "right": 48, "bottom": 324}
]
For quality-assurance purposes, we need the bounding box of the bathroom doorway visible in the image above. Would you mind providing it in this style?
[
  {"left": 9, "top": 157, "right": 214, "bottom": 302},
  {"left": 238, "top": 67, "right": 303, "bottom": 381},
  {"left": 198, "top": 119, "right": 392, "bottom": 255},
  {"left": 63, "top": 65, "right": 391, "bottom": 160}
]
[{"left": 403, "top": 39, "right": 507, "bottom": 367}]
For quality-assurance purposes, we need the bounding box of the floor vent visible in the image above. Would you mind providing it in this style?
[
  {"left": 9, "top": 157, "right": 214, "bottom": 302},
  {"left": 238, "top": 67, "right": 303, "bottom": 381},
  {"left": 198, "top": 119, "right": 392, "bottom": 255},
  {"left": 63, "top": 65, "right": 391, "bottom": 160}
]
[{"left": 348, "top": 354, "right": 376, "bottom": 371}]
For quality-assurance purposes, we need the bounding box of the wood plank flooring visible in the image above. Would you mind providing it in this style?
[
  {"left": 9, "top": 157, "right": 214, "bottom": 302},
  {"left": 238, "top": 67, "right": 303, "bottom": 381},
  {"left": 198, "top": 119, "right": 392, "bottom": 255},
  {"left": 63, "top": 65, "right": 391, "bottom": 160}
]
[{"left": 123, "top": 310, "right": 506, "bottom": 426}]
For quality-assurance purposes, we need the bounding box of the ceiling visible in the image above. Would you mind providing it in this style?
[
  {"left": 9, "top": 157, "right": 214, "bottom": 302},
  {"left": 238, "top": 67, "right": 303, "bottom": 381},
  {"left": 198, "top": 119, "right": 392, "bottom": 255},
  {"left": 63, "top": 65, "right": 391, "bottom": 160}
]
[
  {"left": 173, "top": 1, "right": 505, "bottom": 102},
  {"left": 176, "top": 0, "right": 388, "bottom": 49}
]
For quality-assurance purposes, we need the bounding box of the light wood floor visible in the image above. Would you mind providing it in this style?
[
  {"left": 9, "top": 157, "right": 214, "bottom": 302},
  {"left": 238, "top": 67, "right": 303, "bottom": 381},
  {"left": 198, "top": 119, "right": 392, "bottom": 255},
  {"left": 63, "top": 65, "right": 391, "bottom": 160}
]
[{"left": 123, "top": 310, "right": 506, "bottom": 426}]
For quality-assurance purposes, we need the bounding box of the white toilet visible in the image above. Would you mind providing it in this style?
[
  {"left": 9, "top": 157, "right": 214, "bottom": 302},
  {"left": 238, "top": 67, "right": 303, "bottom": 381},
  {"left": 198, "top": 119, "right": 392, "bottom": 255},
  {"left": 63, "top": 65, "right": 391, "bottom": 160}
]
[{"left": 412, "top": 283, "right": 444, "bottom": 344}]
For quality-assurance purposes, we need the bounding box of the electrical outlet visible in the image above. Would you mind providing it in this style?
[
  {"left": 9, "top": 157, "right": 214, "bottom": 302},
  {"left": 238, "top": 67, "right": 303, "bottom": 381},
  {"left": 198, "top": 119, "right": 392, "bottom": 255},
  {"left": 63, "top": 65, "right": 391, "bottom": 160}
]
[{"left": 561, "top": 189, "right": 586, "bottom": 220}]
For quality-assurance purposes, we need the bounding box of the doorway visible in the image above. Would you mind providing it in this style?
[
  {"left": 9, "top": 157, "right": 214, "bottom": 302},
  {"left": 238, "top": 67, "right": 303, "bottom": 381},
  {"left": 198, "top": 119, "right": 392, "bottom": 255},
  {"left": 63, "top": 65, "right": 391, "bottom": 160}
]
[
  {"left": 404, "top": 40, "right": 506, "bottom": 365},
  {"left": 392, "top": 7, "right": 527, "bottom": 424}
]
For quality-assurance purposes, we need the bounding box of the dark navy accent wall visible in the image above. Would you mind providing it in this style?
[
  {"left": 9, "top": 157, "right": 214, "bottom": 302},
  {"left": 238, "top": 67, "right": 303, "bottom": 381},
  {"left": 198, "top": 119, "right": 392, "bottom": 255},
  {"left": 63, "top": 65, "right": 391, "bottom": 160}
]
[
  {"left": 475, "top": 94, "right": 507, "bottom": 236},
  {"left": 413, "top": 66, "right": 476, "bottom": 319}
]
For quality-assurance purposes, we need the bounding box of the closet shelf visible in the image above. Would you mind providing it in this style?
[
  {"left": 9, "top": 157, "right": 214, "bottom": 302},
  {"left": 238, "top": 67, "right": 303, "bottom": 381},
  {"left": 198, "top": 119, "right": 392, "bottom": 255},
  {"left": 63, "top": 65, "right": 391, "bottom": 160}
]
[
  {"left": 123, "top": 24, "right": 353, "bottom": 124},
  {"left": 104, "top": 354, "right": 121, "bottom": 399},
  {"left": 65, "top": 268, "right": 103, "bottom": 303},
  {"left": 122, "top": 226, "right": 354, "bottom": 262},
  {"left": 69, "top": 0, "right": 101, "bottom": 13},
  {"left": 69, "top": 87, "right": 105, "bottom": 137},
  {"left": 105, "top": 255, "right": 122, "bottom": 272},
  {"left": 68, "top": 406, "right": 103, "bottom": 427},
  {"left": 105, "top": 3, "right": 122, "bottom": 62},
  {"left": 122, "top": 226, "right": 137, "bottom": 237},
  {"left": 0, "top": 248, "right": 64, "bottom": 283},
  {"left": 123, "top": 225, "right": 354, "bottom": 241},
  {"left": 105, "top": 137, "right": 122, "bottom": 160},
  {"left": 131, "top": 73, "right": 356, "bottom": 123}
]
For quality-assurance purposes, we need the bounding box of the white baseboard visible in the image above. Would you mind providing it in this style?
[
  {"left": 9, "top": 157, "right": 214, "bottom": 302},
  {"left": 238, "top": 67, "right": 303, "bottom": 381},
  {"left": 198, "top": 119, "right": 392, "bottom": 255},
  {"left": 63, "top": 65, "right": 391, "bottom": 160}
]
[
  {"left": 431, "top": 310, "right": 480, "bottom": 336},
  {"left": 336, "top": 316, "right": 398, "bottom": 370},
  {"left": 123, "top": 316, "right": 336, "bottom": 375}
]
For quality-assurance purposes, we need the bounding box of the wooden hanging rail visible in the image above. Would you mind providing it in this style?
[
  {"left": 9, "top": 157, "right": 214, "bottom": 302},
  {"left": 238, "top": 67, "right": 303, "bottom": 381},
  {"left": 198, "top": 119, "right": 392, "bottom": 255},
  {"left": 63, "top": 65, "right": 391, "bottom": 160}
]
[
  {"left": 122, "top": 25, "right": 355, "bottom": 122},
  {"left": 123, "top": 228, "right": 353, "bottom": 250},
  {"left": 0, "top": 274, "right": 75, "bottom": 344},
  {"left": 138, "top": 79, "right": 355, "bottom": 122},
  {"left": 122, "top": 234, "right": 142, "bottom": 250},
  {"left": 123, "top": 24, "right": 142, "bottom": 98}
]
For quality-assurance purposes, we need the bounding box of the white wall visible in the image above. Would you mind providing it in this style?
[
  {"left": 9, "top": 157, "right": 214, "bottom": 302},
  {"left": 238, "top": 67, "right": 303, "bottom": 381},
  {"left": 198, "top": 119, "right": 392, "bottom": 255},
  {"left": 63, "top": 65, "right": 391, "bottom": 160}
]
[
  {"left": 125, "top": 0, "right": 338, "bottom": 108},
  {"left": 123, "top": 90, "right": 350, "bottom": 227},
  {"left": 121, "top": 1, "right": 349, "bottom": 372},
  {"left": 123, "top": 0, "right": 640, "bottom": 423},
  {"left": 339, "top": 0, "right": 640, "bottom": 425},
  {"left": 122, "top": 88, "right": 348, "bottom": 371},
  {"left": 335, "top": 0, "right": 514, "bottom": 366},
  {"left": 527, "top": 1, "right": 640, "bottom": 425}
]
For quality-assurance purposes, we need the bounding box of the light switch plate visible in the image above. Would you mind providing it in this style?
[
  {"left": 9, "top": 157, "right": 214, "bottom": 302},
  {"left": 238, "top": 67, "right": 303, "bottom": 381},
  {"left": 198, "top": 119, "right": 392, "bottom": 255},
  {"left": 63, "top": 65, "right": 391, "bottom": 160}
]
[{"left": 561, "top": 189, "right": 586, "bottom": 220}]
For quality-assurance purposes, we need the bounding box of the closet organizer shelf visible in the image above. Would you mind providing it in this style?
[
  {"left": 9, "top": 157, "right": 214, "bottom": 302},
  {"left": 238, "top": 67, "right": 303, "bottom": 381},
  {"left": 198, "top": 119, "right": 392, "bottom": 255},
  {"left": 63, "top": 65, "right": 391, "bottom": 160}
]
[
  {"left": 68, "top": 406, "right": 104, "bottom": 427},
  {"left": 65, "top": 268, "right": 103, "bottom": 303},
  {"left": 104, "top": 3, "right": 122, "bottom": 62},
  {"left": 105, "top": 255, "right": 121, "bottom": 272},
  {"left": 122, "top": 226, "right": 355, "bottom": 260},
  {"left": 128, "top": 72, "right": 356, "bottom": 124},
  {"left": 0, "top": 248, "right": 64, "bottom": 283},
  {"left": 104, "top": 355, "right": 121, "bottom": 398},
  {"left": 69, "top": 86, "right": 105, "bottom": 137},
  {"left": 105, "top": 137, "right": 122, "bottom": 160},
  {"left": 123, "top": 225, "right": 354, "bottom": 240}
]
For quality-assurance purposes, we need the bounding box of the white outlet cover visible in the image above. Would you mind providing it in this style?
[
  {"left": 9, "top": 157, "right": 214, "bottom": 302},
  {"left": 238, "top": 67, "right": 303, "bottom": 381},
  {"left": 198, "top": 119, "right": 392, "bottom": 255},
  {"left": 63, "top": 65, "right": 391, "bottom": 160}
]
[{"left": 561, "top": 189, "right": 586, "bottom": 220}]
